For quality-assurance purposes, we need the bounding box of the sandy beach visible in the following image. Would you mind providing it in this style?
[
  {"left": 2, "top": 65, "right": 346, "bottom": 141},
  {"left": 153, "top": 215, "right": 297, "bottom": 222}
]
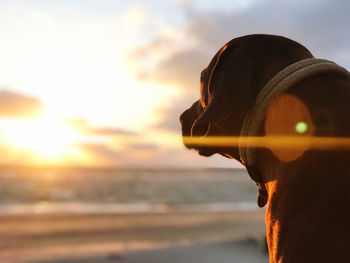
[{"left": 0, "top": 210, "right": 268, "bottom": 263}]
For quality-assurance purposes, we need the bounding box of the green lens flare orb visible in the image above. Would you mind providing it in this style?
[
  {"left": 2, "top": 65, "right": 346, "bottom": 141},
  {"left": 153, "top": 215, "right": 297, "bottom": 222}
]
[{"left": 295, "top": 122, "right": 308, "bottom": 134}]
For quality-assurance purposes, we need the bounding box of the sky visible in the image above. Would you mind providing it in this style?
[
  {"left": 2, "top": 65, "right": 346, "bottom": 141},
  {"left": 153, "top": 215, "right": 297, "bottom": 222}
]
[{"left": 0, "top": 0, "right": 349, "bottom": 168}]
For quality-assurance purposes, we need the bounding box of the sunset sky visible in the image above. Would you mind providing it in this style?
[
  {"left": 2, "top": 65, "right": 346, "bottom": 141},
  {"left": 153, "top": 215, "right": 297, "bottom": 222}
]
[{"left": 0, "top": 0, "right": 349, "bottom": 167}]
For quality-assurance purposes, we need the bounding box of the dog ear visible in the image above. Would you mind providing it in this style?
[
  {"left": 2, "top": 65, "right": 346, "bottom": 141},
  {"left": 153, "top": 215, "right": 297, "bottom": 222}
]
[{"left": 191, "top": 55, "right": 255, "bottom": 137}]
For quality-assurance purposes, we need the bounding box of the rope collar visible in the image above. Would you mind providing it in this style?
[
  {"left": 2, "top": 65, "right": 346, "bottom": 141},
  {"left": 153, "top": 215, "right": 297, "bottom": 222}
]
[{"left": 239, "top": 58, "right": 350, "bottom": 201}]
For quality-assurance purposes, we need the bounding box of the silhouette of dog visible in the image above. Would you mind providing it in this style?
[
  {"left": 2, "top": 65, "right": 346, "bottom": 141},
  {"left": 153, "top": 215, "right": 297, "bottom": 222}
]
[{"left": 180, "top": 34, "right": 350, "bottom": 262}]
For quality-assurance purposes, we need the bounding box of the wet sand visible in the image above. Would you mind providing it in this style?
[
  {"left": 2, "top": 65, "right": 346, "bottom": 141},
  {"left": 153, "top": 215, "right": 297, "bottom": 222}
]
[{"left": 0, "top": 210, "right": 268, "bottom": 263}]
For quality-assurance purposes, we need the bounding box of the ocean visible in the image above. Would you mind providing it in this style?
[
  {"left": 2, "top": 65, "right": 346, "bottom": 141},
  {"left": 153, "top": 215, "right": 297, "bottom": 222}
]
[
  {"left": 0, "top": 167, "right": 259, "bottom": 214},
  {"left": 0, "top": 167, "right": 268, "bottom": 263}
]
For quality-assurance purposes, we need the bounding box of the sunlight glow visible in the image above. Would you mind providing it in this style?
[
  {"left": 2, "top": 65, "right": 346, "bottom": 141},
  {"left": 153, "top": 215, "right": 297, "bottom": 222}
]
[
  {"left": 0, "top": 7, "right": 175, "bottom": 132},
  {"left": 0, "top": 118, "right": 82, "bottom": 162}
]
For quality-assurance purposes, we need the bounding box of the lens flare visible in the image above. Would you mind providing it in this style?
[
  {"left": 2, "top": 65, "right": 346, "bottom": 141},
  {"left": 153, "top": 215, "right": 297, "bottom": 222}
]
[
  {"left": 183, "top": 136, "right": 350, "bottom": 150},
  {"left": 295, "top": 122, "right": 308, "bottom": 134}
]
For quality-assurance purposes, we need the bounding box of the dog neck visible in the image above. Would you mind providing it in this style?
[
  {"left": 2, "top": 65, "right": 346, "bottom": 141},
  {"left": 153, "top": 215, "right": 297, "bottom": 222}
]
[
  {"left": 239, "top": 59, "right": 350, "bottom": 208},
  {"left": 254, "top": 71, "right": 350, "bottom": 262}
]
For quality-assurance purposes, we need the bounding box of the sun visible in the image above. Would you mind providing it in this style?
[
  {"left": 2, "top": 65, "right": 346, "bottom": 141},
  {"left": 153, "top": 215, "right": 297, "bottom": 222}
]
[{"left": 0, "top": 118, "right": 82, "bottom": 163}]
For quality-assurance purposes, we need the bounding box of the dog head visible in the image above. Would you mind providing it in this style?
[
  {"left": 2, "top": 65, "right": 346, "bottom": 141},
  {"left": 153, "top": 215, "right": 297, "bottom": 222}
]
[{"left": 180, "top": 34, "right": 313, "bottom": 162}]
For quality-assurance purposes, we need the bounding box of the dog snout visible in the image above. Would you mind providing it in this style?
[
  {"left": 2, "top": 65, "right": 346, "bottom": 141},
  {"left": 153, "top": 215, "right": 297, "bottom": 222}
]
[
  {"left": 180, "top": 101, "right": 216, "bottom": 157},
  {"left": 179, "top": 109, "right": 193, "bottom": 137},
  {"left": 180, "top": 101, "right": 203, "bottom": 136}
]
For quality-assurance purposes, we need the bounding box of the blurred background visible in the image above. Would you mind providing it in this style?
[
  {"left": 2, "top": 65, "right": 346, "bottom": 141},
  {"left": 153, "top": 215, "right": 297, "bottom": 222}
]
[{"left": 0, "top": 0, "right": 349, "bottom": 262}]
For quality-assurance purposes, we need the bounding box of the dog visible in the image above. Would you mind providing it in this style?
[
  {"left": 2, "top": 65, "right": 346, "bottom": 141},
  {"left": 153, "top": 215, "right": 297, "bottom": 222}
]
[{"left": 180, "top": 34, "right": 350, "bottom": 262}]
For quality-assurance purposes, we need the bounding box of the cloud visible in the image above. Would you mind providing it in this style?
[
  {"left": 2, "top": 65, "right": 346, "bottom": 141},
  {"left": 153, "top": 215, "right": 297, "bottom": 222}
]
[
  {"left": 152, "top": 95, "right": 196, "bottom": 132},
  {"left": 131, "top": 34, "right": 207, "bottom": 91},
  {"left": 75, "top": 138, "right": 234, "bottom": 168},
  {"left": 65, "top": 119, "right": 136, "bottom": 136},
  {"left": 149, "top": 49, "right": 208, "bottom": 89},
  {"left": 127, "top": 143, "right": 159, "bottom": 151},
  {"left": 76, "top": 142, "right": 160, "bottom": 167},
  {"left": 0, "top": 90, "right": 42, "bottom": 117},
  {"left": 88, "top": 127, "right": 136, "bottom": 136},
  {"left": 0, "top": 144, "right": 35, "bottom": 165},
  {"left": 126, "top": 146, "right": 241, "bottom": 168},
  {"left": 133, "top": 0, "right": 350, "bottom": 88},
  {"left": 154, "top": 106, "right": 183, "bottom": 132},
  {"left": 77, "top": 143, "right": 122, "bottom": 166},
  {"left": 184, "top": 0, "right": 350, "bottom": 63},
  {"left": 131, "top": 0, "right": 350, "bottom": 131}
]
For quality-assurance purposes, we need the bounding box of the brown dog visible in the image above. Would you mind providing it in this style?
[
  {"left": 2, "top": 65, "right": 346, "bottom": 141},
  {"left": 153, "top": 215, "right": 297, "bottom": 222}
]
[{"left": 180, "top": 34, "right": 350, "bottom": 262}]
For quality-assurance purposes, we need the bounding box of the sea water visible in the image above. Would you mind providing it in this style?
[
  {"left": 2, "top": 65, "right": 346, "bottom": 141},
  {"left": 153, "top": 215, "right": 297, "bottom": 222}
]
[{"left": 0, "top": 167, "right": 259, "bottom": 214}]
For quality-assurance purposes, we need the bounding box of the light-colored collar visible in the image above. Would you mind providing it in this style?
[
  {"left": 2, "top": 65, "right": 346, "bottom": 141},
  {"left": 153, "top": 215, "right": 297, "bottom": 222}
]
[{"left": 239, "top": 58, "right": 350, "bottom": 200}]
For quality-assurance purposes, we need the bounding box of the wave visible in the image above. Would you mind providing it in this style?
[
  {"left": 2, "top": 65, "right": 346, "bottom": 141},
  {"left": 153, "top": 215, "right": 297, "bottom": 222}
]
[{"left": 0, "top": 201, "right": 258, "bottom": 215}]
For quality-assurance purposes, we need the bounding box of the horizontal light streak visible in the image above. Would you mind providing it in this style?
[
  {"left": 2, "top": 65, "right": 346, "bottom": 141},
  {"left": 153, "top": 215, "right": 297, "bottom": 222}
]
[{"left": 183, "top": 136, "right": 350, "bottom": 150}]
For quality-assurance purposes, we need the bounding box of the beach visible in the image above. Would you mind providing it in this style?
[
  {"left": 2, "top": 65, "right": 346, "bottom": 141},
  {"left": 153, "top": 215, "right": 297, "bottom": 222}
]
[
  {"left": 0, "top": 167, "right": 268, "bottom": 262},
  {"left": 0, "top": 210, "right": 268, "bottom": 263}
]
